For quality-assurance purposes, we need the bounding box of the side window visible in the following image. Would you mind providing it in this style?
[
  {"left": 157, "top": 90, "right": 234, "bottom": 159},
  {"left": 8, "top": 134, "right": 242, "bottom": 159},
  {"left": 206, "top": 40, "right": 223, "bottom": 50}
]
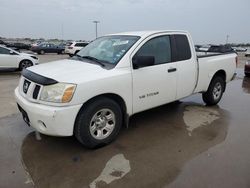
[
  {"left": 0, "top": 47, "right": 10, "bottom": 54},
  {"left": 174, "top": 35, "right": 191, "bottom": 61},
  {"left": 135, "top": 35, "right": 171, "bottom": 65}
]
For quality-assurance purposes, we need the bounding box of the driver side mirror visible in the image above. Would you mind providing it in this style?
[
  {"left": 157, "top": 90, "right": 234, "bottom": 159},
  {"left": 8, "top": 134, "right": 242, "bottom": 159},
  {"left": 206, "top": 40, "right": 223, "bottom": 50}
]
[{"left": 132, "top": 56, "right": 155, "bottom": 69}]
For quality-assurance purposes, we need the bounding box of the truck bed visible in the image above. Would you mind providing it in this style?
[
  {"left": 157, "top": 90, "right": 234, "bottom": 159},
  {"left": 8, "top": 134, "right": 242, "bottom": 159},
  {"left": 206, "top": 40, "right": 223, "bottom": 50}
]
[{"left": 194, "top": 52, "right": 237, "bottom": 93}]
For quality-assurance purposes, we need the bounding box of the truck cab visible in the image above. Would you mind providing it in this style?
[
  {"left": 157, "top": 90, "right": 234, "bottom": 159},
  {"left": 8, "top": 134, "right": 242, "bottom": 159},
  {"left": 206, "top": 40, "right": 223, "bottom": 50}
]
[{"left": 15, "top": 30, "right": 237, "bottom": 148}]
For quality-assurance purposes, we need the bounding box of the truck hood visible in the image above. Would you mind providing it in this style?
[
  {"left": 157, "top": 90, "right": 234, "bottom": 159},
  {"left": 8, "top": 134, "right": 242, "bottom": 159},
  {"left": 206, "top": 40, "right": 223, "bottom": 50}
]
[{"left": 27, "top": 59, "right": 109, "bottom": 84}]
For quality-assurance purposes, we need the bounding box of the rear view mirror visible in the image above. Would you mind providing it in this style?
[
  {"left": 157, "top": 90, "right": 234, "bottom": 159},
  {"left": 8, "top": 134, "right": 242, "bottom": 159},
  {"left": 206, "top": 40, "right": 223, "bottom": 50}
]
[{"left": 132, "top": 56, "right": 155, "bottom": 69}]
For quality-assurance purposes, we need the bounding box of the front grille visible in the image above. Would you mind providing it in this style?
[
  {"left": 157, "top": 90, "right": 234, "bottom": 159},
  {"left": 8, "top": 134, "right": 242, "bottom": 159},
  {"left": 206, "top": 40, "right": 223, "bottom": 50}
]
[
  {"left": 20, "top": 76, "right": 42, "bottom": 101},
  {"left": 33, "top": 85, "right": 41, "bottom": 99}
]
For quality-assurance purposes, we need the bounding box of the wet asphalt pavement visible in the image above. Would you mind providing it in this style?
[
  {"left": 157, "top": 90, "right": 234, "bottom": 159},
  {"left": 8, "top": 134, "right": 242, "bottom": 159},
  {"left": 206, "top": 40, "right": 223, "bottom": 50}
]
[{"left": 0, "top": 54, "right": 250, "bottom": 188}]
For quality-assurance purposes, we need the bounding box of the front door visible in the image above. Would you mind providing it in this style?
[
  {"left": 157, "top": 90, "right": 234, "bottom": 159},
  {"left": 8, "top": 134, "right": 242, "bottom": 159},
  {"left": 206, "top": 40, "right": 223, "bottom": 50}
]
[{"left": 132, "top": 35, "right": 177, "bottom": 113}]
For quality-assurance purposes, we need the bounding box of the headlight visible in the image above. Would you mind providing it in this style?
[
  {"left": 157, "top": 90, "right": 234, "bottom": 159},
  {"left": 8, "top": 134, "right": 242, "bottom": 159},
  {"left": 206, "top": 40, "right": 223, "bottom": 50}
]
[{"left": 40, "top": 83, "right": 76, "bottom": 103}]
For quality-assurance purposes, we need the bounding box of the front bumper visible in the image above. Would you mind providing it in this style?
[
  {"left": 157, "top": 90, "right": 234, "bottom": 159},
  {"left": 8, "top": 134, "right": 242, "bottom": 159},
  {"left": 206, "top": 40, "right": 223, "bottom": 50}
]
[
  {"left": 15, "top": 88, "right": 82, "bottom": 136},
  {"left": 33, "top": 59, "right": 39, "bottom": 65}
]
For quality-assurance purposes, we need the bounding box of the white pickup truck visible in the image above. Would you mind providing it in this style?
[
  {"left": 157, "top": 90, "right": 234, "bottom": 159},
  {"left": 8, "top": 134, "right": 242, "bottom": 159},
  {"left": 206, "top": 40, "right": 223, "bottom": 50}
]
[{"left": 15, "top": 30, "right": 237, "bottom": 148}]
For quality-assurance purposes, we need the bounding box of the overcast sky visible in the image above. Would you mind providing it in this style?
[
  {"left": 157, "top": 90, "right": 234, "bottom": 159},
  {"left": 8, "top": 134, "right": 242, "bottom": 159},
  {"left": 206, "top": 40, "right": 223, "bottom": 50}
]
[{"left": 0, "top": 0, "right": 249, "bottom": 44}]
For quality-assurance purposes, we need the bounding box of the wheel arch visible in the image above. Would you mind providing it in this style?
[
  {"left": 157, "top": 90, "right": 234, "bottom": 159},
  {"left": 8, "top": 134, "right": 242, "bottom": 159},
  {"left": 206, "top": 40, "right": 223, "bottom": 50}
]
[
  {"left": 18, "top": 59, "right": 33, "bottom": 70},
  {"left": 20, "top": 59, "right": 33, "bottom": 63},
  {"left": 210, "top": 69, "right": 227, "bottom": 92},
  {"left": 75, "top": 93, "right": 129, "bottom": 129}
]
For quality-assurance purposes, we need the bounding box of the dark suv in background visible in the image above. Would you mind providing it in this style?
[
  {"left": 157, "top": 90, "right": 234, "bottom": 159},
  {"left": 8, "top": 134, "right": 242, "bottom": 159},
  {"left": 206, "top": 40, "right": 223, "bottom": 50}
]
[{"left": 31, "top": 43, "right": 65, "bottom": 54}]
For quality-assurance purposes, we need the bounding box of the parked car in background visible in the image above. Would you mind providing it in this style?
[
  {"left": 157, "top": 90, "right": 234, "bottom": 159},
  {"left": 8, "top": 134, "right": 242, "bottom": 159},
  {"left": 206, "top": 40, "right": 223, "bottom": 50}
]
[
  {"left": 6, "top": 42, "right": 31, "bottom": 50},
  {"left": 15, "top": 30, "right": 237, "bottom": 148},
  {"left": 207, "top": 45, "right": 235, "bottom": 53},
  {"left": 195, "top": 45, "right": 202, "bottom": 51},
  {"left": 197, "top": 45, "right": 236, "bottom": 56},
  {"left": 232, "top": 47, "right": 247, "bottom": 52},
  {"left": 31, "top": 41, "right": 45, "bottom": 48},
  {"left": 31, "top": 43, "right": 65, "bottom": 55},
  {"left": 197, "top": 45, "right": 211, "bottom": 52},
  {"left": 58, "top": 42, "right": 67, "bottom": 49},
  {"left": 0, "top": 45, "right": 38, "bottom": 70},
  {"left": 65, "top": 41, "right": 89, "bottom": 56},
  {"left": 0, "top": 40, "right": 6, "bottom": 46},
  {"left": 245, "top": 61, "right": 250, "bottom": 77},
  {"left": 245, "top": 49, "right": 250, "bottom": 57}
]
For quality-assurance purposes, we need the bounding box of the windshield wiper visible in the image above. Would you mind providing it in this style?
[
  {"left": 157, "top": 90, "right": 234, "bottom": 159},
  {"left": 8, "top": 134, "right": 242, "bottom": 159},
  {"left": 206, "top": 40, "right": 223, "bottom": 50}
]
[{"left": 78, "top": 55, "right": 106, "bottom": 67}]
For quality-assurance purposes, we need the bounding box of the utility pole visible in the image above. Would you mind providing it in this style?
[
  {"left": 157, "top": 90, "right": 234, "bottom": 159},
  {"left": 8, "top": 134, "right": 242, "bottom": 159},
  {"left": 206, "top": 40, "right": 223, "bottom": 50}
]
[
  {"left": 93, "top": 21, "right": 100, "bottom": 39},
  {"left": 226, "top": 35, "right": 229, "bottom": 44},
  {"left": 61, "top": 24, "right": 64, "bottom": 40}
]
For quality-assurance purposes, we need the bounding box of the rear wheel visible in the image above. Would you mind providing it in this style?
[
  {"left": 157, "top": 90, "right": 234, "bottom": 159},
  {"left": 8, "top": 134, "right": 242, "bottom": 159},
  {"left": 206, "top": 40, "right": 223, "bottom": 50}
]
[
  {"left": 74, "top": 97, "right": 122, "bottom": 149},
  {"left": 57, "top": 50, "right": 64, "bottom": 54},
  {"left": 19, "top": 60, "right": 33, "bottom": 71},
  {"left": 202, "top": 76, "right": 225, "bottom": 106},
  {"left": 39, "top": 50, "right": 45, "bottom": 55}
]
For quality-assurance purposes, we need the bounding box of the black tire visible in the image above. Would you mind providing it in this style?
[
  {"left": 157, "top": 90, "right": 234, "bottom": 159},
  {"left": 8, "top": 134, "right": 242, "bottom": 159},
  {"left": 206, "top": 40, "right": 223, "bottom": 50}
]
[
  {"left": 74, "top": 97, "right": 122, "bottom": 149},
  {"left": 18, "top": 60, "right": 33, "bottom": 71},
  {"left": 202, "top": 76, "right": 225, "bottom": 106},
  {"left": 40, "top": 50, "right": 45, "bottom": 55},
  {"left": 57, "top": 50, "right": 64, "bottom": 55}
]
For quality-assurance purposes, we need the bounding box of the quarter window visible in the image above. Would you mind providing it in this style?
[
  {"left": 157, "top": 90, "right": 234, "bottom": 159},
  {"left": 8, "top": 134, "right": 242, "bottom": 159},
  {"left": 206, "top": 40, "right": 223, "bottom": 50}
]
[
  {"left": 135, "top": 36, "right": 171, "bottom": 65},
  {"left": 174, "top": 35, "right": 191, "bottom": 61}
]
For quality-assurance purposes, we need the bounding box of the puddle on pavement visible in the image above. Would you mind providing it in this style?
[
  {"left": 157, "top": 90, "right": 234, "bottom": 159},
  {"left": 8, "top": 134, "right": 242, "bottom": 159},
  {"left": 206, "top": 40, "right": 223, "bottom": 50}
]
[
  {"left": 242, "top": 76, "right": 250, "bottom": 94},
  {"left": 183, "top": 106, "right": 220, "bottom": 136},
  {"left": 21, "top": 100, "right": 230, "bottom": 188},
  {"left": 89, "top": 154, "right": 130, "bottom": 188}
]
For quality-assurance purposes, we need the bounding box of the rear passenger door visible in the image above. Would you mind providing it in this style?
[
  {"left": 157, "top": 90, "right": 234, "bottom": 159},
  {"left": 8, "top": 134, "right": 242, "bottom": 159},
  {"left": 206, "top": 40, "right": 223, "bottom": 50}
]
[
  {"left": 132, "top": 35, "right": 177, "bottom": 113},
  {"left": 171, "top": 34, "right": 197, "bottom": 99}
]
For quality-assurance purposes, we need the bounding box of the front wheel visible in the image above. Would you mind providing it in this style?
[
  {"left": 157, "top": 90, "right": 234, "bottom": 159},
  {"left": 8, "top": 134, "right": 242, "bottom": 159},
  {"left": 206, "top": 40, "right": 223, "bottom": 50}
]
[
  {"left": 39, "top": 50, "right": 45, "bottom": 55},
  {"left": 19, "top": 60, "right": 33, "bottom": 71},
  {"left": 74, "top": 97, "right": 122, "bottom": 148},
  {"left": 202, "top": 77, "right": 225, "bottom": 106}
]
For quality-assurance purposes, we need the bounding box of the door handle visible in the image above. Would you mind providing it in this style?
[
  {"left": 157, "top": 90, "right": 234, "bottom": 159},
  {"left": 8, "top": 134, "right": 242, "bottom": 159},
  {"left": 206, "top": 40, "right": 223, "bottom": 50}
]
[{"left": 168, "top": 68, "right": 177, "bottom": 73}]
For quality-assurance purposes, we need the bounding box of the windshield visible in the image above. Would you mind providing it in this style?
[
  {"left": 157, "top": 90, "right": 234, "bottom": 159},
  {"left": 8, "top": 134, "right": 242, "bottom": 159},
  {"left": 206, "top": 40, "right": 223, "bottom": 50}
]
[{"left": 77, "top": 35, "right": 140, "bottom": 65}]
